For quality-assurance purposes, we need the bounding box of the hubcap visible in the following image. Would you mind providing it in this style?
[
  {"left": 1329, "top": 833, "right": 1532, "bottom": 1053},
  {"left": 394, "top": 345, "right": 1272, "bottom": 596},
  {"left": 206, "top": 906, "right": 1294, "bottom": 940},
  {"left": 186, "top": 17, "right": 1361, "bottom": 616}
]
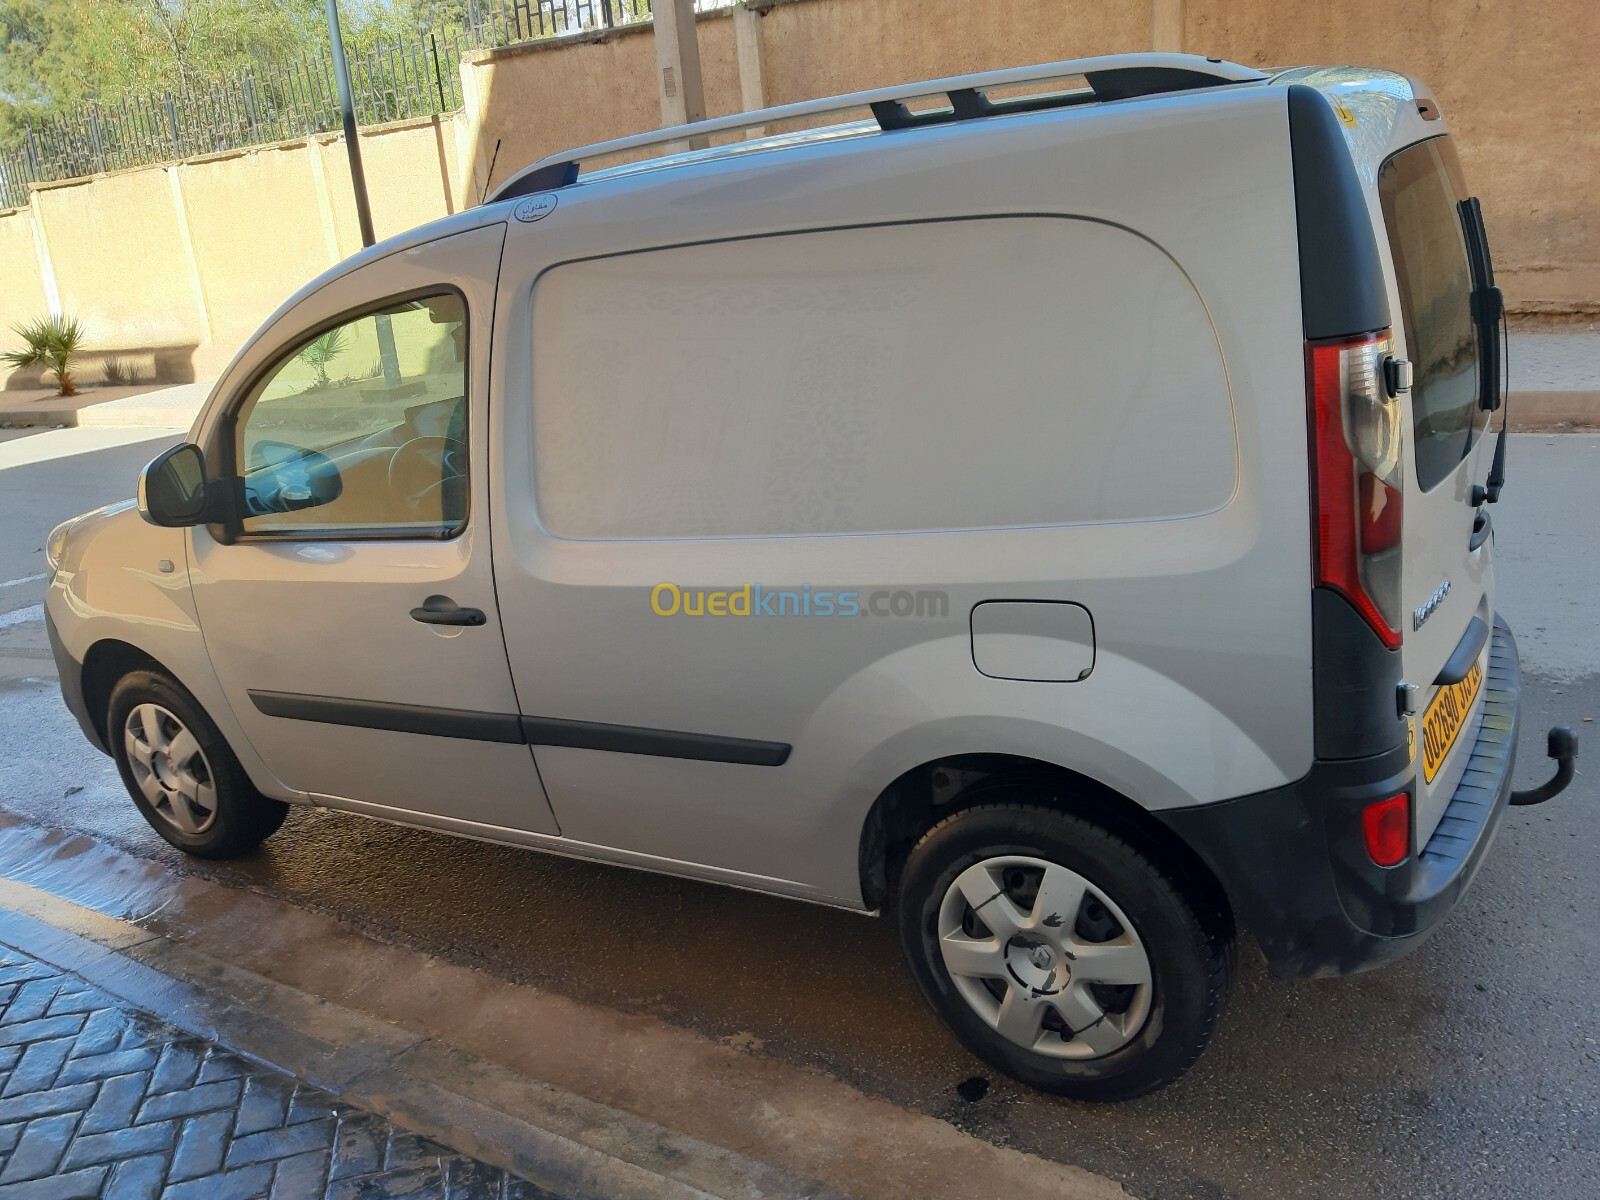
[
  {"left": 123, "top": 704, "right": 217, "bottom": 836},
  {"left": 937, "top": 855, "right": 1153, "bottom": 1060}
]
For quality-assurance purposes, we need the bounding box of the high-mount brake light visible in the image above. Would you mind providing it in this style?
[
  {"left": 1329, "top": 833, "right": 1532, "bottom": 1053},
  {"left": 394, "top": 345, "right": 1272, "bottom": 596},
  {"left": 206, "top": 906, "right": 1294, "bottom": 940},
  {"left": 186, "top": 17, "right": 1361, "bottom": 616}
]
[{"left": 1307, "top": 332, "right": 1405, "bottom": 649}]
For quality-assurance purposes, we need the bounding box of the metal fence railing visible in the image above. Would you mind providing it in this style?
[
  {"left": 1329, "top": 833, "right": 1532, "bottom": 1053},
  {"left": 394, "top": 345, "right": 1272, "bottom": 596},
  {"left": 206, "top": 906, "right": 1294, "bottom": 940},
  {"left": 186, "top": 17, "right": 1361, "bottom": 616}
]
[{"left": 0, "top": 0, "right": 734, "bottom": 209}]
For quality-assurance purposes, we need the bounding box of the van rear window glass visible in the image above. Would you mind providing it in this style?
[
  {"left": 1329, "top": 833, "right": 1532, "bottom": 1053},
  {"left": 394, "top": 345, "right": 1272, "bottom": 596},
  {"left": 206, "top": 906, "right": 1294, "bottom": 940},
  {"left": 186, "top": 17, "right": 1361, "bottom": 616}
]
[
  {"left": 528, "top": 217, "right": 1237, "bottom": 539},
  {"left": 1378, "top": 137, "right": 1483, "bottom": 493}
]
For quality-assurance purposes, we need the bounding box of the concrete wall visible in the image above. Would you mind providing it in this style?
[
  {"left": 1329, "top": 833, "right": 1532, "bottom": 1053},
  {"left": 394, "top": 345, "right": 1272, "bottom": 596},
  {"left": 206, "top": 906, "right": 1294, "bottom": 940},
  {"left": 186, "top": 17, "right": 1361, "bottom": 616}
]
[
  {"left": 3, "top": 0, "right": 1596, "bottom": 391},
  {"left": 0, "top": 114, "right": 465, "bottom": 386},
  {"left": 462, "top": 0, "right": 1152, "bottom": 199},
  {"left": 0, "top": 209, "right": 51, "bottom": 341},
  {"left": 1184, "top": 0, "right": 1600, "bottom": 320}
]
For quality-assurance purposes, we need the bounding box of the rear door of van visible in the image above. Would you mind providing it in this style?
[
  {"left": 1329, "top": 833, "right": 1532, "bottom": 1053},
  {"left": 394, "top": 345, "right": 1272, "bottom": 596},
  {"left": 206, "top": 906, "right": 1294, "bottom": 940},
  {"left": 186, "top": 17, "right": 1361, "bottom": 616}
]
[{"left": 1376, "top": 134, "right": 1499, "bottom": 845}]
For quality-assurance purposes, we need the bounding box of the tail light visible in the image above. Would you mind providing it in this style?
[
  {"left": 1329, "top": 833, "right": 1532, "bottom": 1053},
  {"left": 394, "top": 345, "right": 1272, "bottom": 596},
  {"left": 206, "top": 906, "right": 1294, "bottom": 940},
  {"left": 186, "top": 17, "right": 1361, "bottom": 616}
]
[
  {"left": 1362, "top": 792, "right": 1411, "bottom": 866},
  {"left": 1307, "top": 332, "right": 1405, "bottom": 649}
]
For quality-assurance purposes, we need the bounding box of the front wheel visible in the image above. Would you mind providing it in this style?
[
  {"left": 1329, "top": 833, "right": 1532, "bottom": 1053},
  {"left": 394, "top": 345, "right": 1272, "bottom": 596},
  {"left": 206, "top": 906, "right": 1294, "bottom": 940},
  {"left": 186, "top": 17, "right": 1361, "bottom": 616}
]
[
  {"left": 897, "top": 799, "right": 1230, "bottom": 1100},
  {"left": 109, "top": 670, "right": 289, "bottom": 859}
]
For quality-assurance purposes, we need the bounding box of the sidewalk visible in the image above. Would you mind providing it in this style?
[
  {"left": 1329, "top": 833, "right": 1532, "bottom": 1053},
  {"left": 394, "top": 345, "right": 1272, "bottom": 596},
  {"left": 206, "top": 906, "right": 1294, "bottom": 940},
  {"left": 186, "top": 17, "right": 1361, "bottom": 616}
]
[
  {"left": 0, "top": 383, "right": 211, "bottom": 433},
  {"left": 0, "top": 948, "right": 541, "bottom": 1200},
  {"left": 0, "top": 813, "right": 1127, "bottom": 1200}
]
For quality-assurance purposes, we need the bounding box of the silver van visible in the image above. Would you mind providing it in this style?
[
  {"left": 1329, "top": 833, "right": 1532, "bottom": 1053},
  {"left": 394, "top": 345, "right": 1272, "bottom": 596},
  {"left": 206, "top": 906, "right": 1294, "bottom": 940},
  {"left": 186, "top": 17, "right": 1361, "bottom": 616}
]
[{"left": 45, "top": 54, "right": 1576, "bottom": 1099}]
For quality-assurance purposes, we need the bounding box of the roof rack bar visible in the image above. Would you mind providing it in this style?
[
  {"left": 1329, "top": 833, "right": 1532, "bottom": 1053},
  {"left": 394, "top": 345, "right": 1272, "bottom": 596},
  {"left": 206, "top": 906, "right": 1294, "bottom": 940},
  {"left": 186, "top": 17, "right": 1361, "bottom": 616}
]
[{"left": 488, "top": 53, "right": 1263, "bottom": 203}]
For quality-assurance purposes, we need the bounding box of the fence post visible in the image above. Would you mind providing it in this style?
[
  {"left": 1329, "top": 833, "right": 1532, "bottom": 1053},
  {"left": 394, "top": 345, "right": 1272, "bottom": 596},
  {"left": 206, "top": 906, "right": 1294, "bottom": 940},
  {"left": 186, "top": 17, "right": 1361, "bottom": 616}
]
[
  {"left": 164, "top": 94, "right": 181, "bottom": 159},
  {"left": 88, "top": 108, "right": 107, "bottom": 175}
]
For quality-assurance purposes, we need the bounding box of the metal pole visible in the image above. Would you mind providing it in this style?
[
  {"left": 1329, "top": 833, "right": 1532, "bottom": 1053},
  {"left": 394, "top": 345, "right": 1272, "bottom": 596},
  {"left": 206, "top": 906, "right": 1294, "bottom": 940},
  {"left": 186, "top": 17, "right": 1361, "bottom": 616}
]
[
  {"left": 324, "top": 0, "right": 398, "bottom": 384},
  {"left": 323, "top": 0, "right": 376, "bottom": 248}
]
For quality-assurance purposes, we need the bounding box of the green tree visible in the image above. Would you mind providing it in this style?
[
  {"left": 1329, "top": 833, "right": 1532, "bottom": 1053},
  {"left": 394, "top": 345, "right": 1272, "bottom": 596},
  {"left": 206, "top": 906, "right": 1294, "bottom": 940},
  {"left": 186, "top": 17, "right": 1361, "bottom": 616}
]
[
  {"left": 0, "top": 0, "right": 478, "bottom": 149},
  {"left": 1, "top": 1, "right": 326, "bottom": 142}
]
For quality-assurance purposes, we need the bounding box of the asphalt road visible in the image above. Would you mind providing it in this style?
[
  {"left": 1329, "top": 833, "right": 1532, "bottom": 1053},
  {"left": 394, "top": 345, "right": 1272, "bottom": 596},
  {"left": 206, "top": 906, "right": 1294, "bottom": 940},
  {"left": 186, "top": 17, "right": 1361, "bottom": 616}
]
[{"left": 1, "top": 426, "right": 1596, "bottom": 1200}]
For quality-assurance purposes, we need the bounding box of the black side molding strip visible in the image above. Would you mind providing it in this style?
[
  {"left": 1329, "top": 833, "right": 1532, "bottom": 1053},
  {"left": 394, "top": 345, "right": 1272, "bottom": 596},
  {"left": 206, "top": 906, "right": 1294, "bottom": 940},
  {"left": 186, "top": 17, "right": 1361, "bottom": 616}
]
[
  {"left": 248, "top": 691, "right": 525, "bottom": 744},
  {"left": 247, "top": 691, "right": 791, "bottom": 766},
  {"left": 1435, "top": 616, "right": 1489, "bottom": 687},
  {"left": 520, "top": 715, "right": 790, "bottom": 767}
]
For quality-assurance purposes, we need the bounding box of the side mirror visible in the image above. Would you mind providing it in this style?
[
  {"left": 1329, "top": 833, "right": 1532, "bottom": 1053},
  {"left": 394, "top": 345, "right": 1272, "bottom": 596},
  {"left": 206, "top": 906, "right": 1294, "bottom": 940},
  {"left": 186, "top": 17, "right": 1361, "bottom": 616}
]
[{"left": 137, "top": 444, "right": 210, "bottom": 527}]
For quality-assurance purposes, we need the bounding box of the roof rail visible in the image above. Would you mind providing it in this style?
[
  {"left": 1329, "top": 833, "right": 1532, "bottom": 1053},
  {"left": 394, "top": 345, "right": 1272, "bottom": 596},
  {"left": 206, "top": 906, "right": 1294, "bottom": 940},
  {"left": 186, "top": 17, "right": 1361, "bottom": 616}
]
[{"left": 488, "top": 53, "right": 1264, "bottom": 203}]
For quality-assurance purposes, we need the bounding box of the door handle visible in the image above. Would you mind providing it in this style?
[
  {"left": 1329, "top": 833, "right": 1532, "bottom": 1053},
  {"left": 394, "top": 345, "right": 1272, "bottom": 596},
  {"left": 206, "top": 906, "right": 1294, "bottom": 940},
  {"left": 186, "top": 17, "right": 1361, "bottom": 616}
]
[
  {"left": 1469, "top": 509, "right": 1492, "bottom": 552},
  {"left": 410, "top": 595, "right": 486, "bottom": 627}
]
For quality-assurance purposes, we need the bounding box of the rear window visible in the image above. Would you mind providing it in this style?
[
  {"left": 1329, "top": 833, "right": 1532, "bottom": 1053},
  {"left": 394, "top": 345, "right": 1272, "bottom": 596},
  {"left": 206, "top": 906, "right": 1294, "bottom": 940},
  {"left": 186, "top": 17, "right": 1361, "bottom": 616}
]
[{"left": 1378, "top": 137, "right": 1486, "bottom": 492}]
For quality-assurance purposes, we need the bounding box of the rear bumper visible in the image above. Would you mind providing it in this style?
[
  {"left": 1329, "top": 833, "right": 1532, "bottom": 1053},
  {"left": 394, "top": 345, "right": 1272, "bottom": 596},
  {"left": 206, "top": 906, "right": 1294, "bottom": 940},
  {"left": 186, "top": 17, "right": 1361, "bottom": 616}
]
[{"left": 1158, "top": 616, "right": 1522, "bottom": 978}]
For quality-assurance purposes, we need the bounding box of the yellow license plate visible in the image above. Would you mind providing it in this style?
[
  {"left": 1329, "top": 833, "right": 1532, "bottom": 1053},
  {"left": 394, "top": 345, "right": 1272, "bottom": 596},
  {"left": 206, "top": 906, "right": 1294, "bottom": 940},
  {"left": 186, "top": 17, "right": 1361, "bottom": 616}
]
[{"left": 1421, "top": 658, "right": 1484, "bottom": 783}]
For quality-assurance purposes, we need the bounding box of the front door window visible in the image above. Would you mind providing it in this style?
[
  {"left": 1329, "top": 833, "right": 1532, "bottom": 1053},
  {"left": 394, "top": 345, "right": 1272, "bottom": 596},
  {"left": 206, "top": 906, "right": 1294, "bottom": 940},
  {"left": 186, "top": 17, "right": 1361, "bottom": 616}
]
[{"left": 233, "top": 292, "right": 469, "bottom": 537}]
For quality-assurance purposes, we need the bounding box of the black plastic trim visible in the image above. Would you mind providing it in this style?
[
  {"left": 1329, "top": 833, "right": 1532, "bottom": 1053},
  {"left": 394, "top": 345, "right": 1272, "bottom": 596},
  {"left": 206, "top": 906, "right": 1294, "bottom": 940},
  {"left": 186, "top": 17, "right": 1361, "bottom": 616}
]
[
  {"left": 495, "top": 160, "right": 579, "bottom": 201},
  {"left": 1082, "top": 65, "right": 1240, "bottom": 101},
  {"left": 1435, "top": 615, "right": 1488, "bottom": 686},
  {"left": 521, "top": 716, "right": 791, "bottom": 767},
  {"left": 247, "top": 690, "right": 791, "bottom": 766},
  {"left": 1311, "top": 587, "right": 1405, "bottom": 760},
  {"left": 1468, "top": 508, "right": 1492, "bottom": 552},
  {"left": 1286, "top": 85, "right": 1391, "bottom": 339},
  {"left": 248, "top": 691, "right": 524, "bottom": 744},
  {"left": 1158, "top": 617, "right": 1521, "bottom": 979}
]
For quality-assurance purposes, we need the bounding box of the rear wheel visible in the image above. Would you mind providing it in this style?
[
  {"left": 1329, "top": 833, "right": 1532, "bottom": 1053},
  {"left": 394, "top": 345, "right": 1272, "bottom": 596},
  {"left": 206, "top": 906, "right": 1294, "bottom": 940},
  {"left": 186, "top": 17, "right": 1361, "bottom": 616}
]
[
  {"left": 109, "top": 670, "right": 289, "bottom": 858},
  {"left": 897, "top": 798, "right": 1230, "bottom": 1100}
]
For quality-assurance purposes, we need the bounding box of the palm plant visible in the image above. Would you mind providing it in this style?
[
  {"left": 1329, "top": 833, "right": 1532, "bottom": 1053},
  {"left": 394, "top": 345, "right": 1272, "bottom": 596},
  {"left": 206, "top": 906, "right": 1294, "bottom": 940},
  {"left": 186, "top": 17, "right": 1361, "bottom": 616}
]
[
  {"left": 3, "top": 315, "right": 87, "bottom": 397},
  {"left": 297, "top": 327, "right": 348, "bottom": 388}
]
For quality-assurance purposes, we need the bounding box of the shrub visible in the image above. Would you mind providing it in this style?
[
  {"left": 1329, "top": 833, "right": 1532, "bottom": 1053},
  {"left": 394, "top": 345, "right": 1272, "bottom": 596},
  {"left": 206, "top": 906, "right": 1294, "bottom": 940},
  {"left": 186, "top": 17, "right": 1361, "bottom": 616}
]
[
  {"left": 101, "top": 356, "right": 143, "bottom": 386},
  {"left": 3, "top": 315, "right": 87, "bottom": 397}
]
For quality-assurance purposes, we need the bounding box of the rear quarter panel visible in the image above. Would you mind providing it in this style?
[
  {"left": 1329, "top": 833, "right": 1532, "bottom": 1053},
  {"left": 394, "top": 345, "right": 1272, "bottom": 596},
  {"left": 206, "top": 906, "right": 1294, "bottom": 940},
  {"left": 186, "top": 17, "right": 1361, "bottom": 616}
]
[{"left": 492, "top": 86, "right": 1315, "bottom": 905}]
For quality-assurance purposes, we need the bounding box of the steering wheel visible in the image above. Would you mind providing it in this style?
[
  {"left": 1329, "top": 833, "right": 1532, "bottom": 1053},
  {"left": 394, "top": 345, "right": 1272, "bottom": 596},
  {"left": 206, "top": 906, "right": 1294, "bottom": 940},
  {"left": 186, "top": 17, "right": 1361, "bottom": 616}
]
[{"left": 388, "top": 435, "right": 467, "bottom": 516}]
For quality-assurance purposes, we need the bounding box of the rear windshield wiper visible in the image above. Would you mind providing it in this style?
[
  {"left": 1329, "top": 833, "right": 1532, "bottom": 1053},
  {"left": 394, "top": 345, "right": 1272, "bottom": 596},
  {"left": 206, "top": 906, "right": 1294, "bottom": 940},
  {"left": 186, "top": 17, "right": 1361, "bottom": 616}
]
[{"left": 1459, "top": 197, "right": 1508, "bottom": 501}]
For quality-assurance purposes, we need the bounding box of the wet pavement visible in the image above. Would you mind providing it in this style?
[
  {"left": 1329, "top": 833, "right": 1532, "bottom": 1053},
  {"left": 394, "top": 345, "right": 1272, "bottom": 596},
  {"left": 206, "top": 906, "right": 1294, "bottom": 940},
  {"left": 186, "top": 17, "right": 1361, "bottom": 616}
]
[
  {"left": 0, "top": 428, "right": 1596, "bottom": 1199},
  {"left": 0, "top": 946, "right": 544, "bottom": 1199}
]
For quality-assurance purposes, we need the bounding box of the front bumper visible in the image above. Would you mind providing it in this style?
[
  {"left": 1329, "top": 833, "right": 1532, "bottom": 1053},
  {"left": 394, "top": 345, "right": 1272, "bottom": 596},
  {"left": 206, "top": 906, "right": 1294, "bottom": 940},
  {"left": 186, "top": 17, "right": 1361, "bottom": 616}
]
[
  {"left": 46, "top": 606, "right": 106, "bottom": 754},
  {"left": 1159, "top": 616, "right": 1530, "bottom": 978}
]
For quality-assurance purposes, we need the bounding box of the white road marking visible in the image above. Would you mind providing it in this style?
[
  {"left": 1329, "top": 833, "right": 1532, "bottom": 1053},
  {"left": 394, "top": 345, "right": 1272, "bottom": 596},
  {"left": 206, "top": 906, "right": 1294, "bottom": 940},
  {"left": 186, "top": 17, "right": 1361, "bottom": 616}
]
[
  {"left": 0, "top": 574, "right": 48, "bottom": 590},
  {"left": 0, "top": 605, "right": 44, "bottom": 631}
]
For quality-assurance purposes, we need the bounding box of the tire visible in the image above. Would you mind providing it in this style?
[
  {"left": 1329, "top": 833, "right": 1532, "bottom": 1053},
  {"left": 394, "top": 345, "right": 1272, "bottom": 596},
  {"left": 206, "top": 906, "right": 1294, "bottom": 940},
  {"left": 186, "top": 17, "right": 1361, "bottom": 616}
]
[
  {"left": 897, "top": 796, "right": 1231, "bottom": 1101},
  {"left": 108, "top": 669, "right": 289, "bottom": 859}
]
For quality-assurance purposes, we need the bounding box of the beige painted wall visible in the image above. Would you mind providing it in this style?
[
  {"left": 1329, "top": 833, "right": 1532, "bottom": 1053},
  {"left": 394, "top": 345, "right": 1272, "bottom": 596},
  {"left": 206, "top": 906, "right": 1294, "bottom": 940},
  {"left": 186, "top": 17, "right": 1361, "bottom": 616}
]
[
  {"left": 0, "top": 115, "right": 465, "bottom": 385},
  {"left": 1185, "top": 0, "right": 1600, "bottom": 318},
  {"left": 32, "top": 166, "right": 204, "bottom": 352},
  {"left": 3, "top": 0, "right": 1595, "bottom": 390},
  {"left": 0, "top": 209, "right": 50, "bottom": 348},
  {"left": 181, "top": 145, "right": 337, "bottom": 355}
]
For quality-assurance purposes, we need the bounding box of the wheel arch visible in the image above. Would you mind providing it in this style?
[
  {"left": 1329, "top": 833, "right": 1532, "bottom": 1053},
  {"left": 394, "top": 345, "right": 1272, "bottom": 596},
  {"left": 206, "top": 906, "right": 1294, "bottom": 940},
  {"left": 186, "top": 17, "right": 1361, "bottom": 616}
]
[
  {"left": 80, "top": 639, "right": 174, "bottom": 752},
  {"left": 858, "top": 753, "right": 1235, "bottom": 947}
]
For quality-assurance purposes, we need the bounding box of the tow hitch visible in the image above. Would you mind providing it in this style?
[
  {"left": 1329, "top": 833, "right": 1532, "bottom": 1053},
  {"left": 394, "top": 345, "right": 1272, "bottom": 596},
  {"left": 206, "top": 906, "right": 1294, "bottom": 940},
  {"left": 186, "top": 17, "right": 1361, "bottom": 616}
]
[{"left": 1510, "top": 727, "right": 1579, "bottom": 806}]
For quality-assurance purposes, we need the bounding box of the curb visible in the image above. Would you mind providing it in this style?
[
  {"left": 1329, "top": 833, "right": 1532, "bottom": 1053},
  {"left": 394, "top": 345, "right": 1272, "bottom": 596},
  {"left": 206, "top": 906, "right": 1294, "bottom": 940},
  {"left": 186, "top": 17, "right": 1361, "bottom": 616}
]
[
  {"left": 0, "top": 817, "right": 1130, "bottom": 1200},
  {"left": 1508, "top": 390, "right": 1600, "bottom": 430},
  {"left": 0, "top": 878, "right": 841, "bottom": 1200}
]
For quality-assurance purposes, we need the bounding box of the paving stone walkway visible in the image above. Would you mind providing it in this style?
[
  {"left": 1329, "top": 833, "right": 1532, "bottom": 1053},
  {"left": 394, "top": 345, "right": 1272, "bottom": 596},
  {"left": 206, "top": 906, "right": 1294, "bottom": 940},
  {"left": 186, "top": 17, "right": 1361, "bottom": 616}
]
[{"left": 0, "top": 947, "right": 550, "bottom": 1199}]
